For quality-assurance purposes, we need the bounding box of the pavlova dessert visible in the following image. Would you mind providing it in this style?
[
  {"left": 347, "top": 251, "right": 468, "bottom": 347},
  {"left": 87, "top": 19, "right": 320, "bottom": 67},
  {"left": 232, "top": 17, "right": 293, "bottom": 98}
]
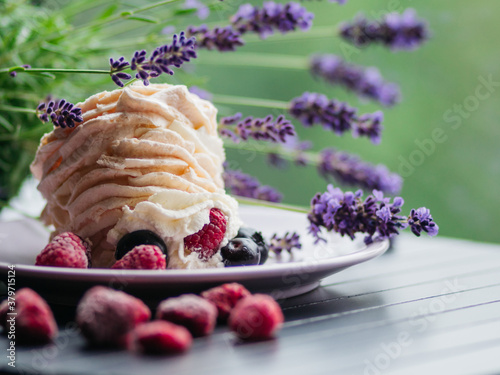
[{"left": 31, "top": 83, "right": 268, "bottom": 270}]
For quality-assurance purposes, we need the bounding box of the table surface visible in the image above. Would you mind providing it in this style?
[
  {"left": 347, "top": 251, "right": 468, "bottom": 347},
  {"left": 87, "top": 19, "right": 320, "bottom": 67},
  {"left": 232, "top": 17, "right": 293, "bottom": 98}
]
[{"left": 1, "top": 232, "right": 500, "bottom": 375}]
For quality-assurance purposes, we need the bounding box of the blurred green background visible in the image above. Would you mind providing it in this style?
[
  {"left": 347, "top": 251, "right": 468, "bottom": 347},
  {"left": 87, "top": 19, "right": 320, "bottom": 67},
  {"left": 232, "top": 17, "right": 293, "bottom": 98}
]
[{"left": 2, "top": 0, "right": 499, "bottom": 243}]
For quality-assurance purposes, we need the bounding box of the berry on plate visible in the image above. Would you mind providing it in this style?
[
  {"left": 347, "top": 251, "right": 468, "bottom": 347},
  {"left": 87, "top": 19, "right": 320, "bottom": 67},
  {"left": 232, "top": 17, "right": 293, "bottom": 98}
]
[
  {"left": 201, "top": 283, "right": 251, "bottom": 321},
  {"left": 221, "top": 238, "right": 261, "bottom": 267},
  {"left": 184, "top": 208, "right": 226, "bottom": 260},
  {"left": 237, "top": 227, "right": 270, "bottom": 265},
  {"left": 112, "top": 245, "right": 167, "bottom": 270},
  {"left": 115, "top": 230, "right": 167, "bottom": 260},
  {"left": 76, "top": 286, "right": 151, "bottom": 347},
  {"left": 229, "top": 294, "right": 284, "bottom": 340},
  {"left": 35, "top": 232, "right": 90, "bottom": 268},
  {"left": 132, "top": 321, "right": 192, "bottom": 354},
  {"left": 156, "top": 294, "right": 217, "bottom": 337}
]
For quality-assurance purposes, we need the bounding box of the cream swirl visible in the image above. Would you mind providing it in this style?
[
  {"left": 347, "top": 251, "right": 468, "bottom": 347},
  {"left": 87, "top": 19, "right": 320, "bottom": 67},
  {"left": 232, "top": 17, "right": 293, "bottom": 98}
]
[{"left": 30, "top": 83, "right": 240, "bottom": 268}]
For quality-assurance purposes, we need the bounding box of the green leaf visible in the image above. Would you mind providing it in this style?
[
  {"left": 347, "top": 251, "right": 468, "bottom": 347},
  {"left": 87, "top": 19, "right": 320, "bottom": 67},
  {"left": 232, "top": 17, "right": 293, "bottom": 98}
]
[
  {"left": 120, "top": 11, "right": 133, "bottom": 17},
  {"left": 98, "top": 4, "right": 119, "bottom": 20},
  {"left": 0, "top": 115, "right": 14, "bottom": 132},
  {"left": 173, "top": 8, "right": 197, "bottom": 16},
  {"left": 125, "top": 15, "right": 159, "bottom": 23}
]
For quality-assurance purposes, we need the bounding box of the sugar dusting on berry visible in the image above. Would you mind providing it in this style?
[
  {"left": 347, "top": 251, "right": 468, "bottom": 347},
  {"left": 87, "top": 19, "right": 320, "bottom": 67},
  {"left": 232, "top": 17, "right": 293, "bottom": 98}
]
[
  {"left": 132, "top": 321, "right": 192, "bottom": 354},
  {"left": 156, "top": 294, "right": 217, "bottom": 337},
  {"left": 184, "top": 208, "right": 227, "bottom": 260},
  {"left": 201, "top": 283, "right": 251, "bottom": 321},
  {"left": 112, "top": 244, "right": 166, "bottom": 269},
  {"left": 36, "top": 232, "right": 90, "bottom": 268},
  {"left": 229, "top": 294, "right": 284, "bottom": 340},
  {"left": 76, "top": 286, "right": 151, "bottom": 347},
  {"left": 14, "top": 288, "right": 58, "bottom": 344}
]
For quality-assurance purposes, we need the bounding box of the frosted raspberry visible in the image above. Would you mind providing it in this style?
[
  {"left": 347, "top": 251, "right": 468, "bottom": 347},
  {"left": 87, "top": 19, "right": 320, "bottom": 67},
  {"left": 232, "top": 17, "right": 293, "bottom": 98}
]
[
  {"left": 201, "top": 283, "right": 251, "bottom": 321},
  {"left": 76, "top": 286, "right": 151, "bottom": 347},
  {"left": 184, "top": 208, "right": 227, "bottom": 259},
  {"left": 112, "top": 245, "right": 166, "bottom": 270},
  {"left": 132, "top": 321, "right": 192, "bottom": 354},
  {"left": 14, "top": 288, "right": 58, "bottom": 344},
  {"left": 229, "top": 294, "right": 284, "bottom": 340},
  {"left": 35, "top": 232, "right": 90, "bottom": 268},
  {"left": 156, "top": 294, "right": 217, "bottom": 337}
]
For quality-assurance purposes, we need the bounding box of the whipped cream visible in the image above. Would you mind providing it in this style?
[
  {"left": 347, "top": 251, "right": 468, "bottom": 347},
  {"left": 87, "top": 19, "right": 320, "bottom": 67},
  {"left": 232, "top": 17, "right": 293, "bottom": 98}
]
[{"left": 31, "top": 83, "right": 241, "bottom": 268}]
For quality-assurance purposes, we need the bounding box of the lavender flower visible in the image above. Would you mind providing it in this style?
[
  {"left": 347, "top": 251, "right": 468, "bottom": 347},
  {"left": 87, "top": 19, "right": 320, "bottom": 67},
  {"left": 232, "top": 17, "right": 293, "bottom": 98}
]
[
  {"left": 183, "top": 0, "right": 209, "bottom": 20},
  {"left": 340, "top": 9, "right": 428, "bottom": 51},
  {"left": 308, "top": 185, "right": 438, "bottom": 244},
  {"left": 310, "top": 54, "right": 401, "bottom": 106},
  {"left": 289, "top": 92, "right": 384, "bottom": 142},
  {"left": 188, "top": 86, "right": 213, "bottom": 101},
  {"left": 187, "top": 25, "right": 244, "bottom": 52},
  {"left": 36, "top": 99, "right": 83, "bottom": 129},
  {"left": 109, "top": 32, "right": 196, "bottom": 87},
  {"left": 318, "top": 148, "right": 402, "bottom": 194},
  {"left": 267, "top": 136, "right": 312, "bottom": 168},
  {"left": 407, "top": 207, "right": 439, "bottom": 237},
  {"left": 231, "top": 2, "right": 314, "bottom": 39},
  {"left": 223, "top": 168, "right": 283, "bottom": 203},
  {"left": 9, "top": 65, "right": 31, "bottom": 78},
  {"left": 269, "top": 232, "right": 302, "bottom": 254},
  {"left": 220, "top": 113, "right": 296, "bottom": 143}
]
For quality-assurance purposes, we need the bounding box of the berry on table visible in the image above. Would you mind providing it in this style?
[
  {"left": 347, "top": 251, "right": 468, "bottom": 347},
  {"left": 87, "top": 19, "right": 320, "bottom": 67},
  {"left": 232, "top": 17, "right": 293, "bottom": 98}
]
[
  {"left": 116, "top": 230, "right": 167, "bottom": 260},
  {"left": 112, "top": 245, "right": 167, "bottom": 270},
  {"left": 156, "top": 294, "right": 217, "bottom": 337},
  {"left": 229, "top": 294, "right": 284, "bottom": 341},
  {"left": 201, "top": 283, "right": 251, "bottom": 321},
  {"left": 12, "top": 288, "right": 58, "bottom": 344},
  {"left": 132, "top": 321, "right": 192, "bottom": 354},
  {"left": 76, "top": 286, "right": 151, "bottom": 347},
  {"left": 221, "top": 238, "right": 260, "bottom": 266},
  {"left": 184, "top": 208, "right": 227, "bottom": 260},
  {"left": 35, "top": 232, "right": 90, "bottom": 268}
]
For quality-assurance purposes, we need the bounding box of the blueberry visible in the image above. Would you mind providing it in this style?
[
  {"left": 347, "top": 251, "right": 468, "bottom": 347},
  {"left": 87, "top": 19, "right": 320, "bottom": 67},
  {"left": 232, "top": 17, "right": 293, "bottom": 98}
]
[
  {"left": 237, "top": 227, "right": 269, "bottom": 265},
  {"left": 115, "top": 230, "right": 168, "bottom": 260},
  {"left": 221, "top": 238, "right": 260, "bottom": 267}
]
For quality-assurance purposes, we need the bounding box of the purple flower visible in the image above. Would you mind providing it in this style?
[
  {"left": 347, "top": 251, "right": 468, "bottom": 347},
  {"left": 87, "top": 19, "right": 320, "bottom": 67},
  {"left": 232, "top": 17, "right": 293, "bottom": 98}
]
[
  {"left": 318, "top": 148, "right": 402, "bottom": 194},
  {"left": 36, "top": 99, "right": 83, "bottom": 129},
  {"left": 407, "top": 207, "right": 439, "bottom": 237},
  {"left": 109, "top": 32, "right": 196, "bottom": 87},
  {"left": 340, "top": 9, "right": 428, "bottom": 51},
  {"left": 289, "top": 92, "right": 384, "bottom": 142},
  {"left": 231, "top": 2, "right": 314, "bottom": 39},
  {"left": 220, "top": 113, "right": 296, "bottom": 143},
  {"left": 188, "top": 86, "right": 213, "bottom": 101},
  {"left": 308, "top": 185, "right": 438, "bottom": 244},
  {"left": 183, "top": 0, "right": 209, "bottom": 20},
  {"left": 187, "top": 25, "right": 245, "bottom": 52},
  {"left": 269, "top": 232, "right": 302, "bottom": 254},
  {"left": 310, "top": 54, "right": 401, "bottom": 106},
  {"left": 223, "top": 168, "right": 283, "bottom": 203},
  {"left": 267, "top": 136, "right": 312, "bottom": 168}
]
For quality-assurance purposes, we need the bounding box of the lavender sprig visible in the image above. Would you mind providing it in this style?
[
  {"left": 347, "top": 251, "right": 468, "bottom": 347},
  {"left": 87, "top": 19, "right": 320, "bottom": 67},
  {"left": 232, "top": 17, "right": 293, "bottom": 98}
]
[
  {"left": 231, "top": 2, "right": 314, "bottom": 39},
  {"left": 310, "top": 54, "right": 401, "bottom": 106},
  {"left": 109, "top": 32, "right": 196, "bottom": 87},
  {"left": 269, "top": 232, "right": 302, "bottom": 254},
  {"left": 188, "top": 86, "right": 213, "bottom": 101},
  {"left": 36, "top": 99, "right": 83, "bottom": 128},
  {"left": 340, "top": 9, "right": 428, "bottom": 51},
  {"left": 308, "top": 185, "right": 438, "bottom": 244},
  {"left": 267, "top": 136, "right": 312, "bottom": 168},
  {"left": 289, "top": 92, "right": 384, "bottom": 143},
  {"left": 223, "top": 168, "right": 283, "bottom": 203},
  {"left": 187, "top": 25, "right": 244, "bottom": 52},
  {"left": 220, "top": 113, "right": 296, "bottom": 143},
  {"left": 319, "top": 148, "right": 402, "bottom": 194}
]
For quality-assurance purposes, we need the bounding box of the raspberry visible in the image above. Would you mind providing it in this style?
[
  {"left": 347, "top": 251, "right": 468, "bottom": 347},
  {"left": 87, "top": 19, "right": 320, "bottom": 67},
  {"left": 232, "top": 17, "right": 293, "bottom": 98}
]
[
  {"left": 14, "top": 288, "right": 58, "bottom": 344},
  {"left": 156, "top": 294, "right": 217, "bottom": 337},
  {"left": 35, "top": 232, "right": 90, "bottom": 268},
  {"left": 112, "top": 245, "right": 167, "bottom": 270},
  {"left": 184, "top": 208, "right": 227, "bottom": 259},
  {"left": 132, "top": 321, "right": 192, "bottom": 354},
  {"left": 76, "top": 286, "right": 151, "bottom": 347},
  {"left": 201, "top": 283, "right": 251, "bottom": 321},
  {"left": 229, "top": 294, "right": 284, "bottom": 340}
]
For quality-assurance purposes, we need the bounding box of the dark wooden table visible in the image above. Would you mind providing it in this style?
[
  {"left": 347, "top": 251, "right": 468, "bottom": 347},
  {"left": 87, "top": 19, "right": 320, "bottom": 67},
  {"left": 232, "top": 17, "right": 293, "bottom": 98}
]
[{"left": 1, "top": 233, "right": 500, "bottom": 375}]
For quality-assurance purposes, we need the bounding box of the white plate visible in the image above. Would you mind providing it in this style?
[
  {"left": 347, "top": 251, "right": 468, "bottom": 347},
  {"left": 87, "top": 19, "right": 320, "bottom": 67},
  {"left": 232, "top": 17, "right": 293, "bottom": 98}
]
[{"left": 0, "top": 206, "right": 388, "bottom": 305}]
